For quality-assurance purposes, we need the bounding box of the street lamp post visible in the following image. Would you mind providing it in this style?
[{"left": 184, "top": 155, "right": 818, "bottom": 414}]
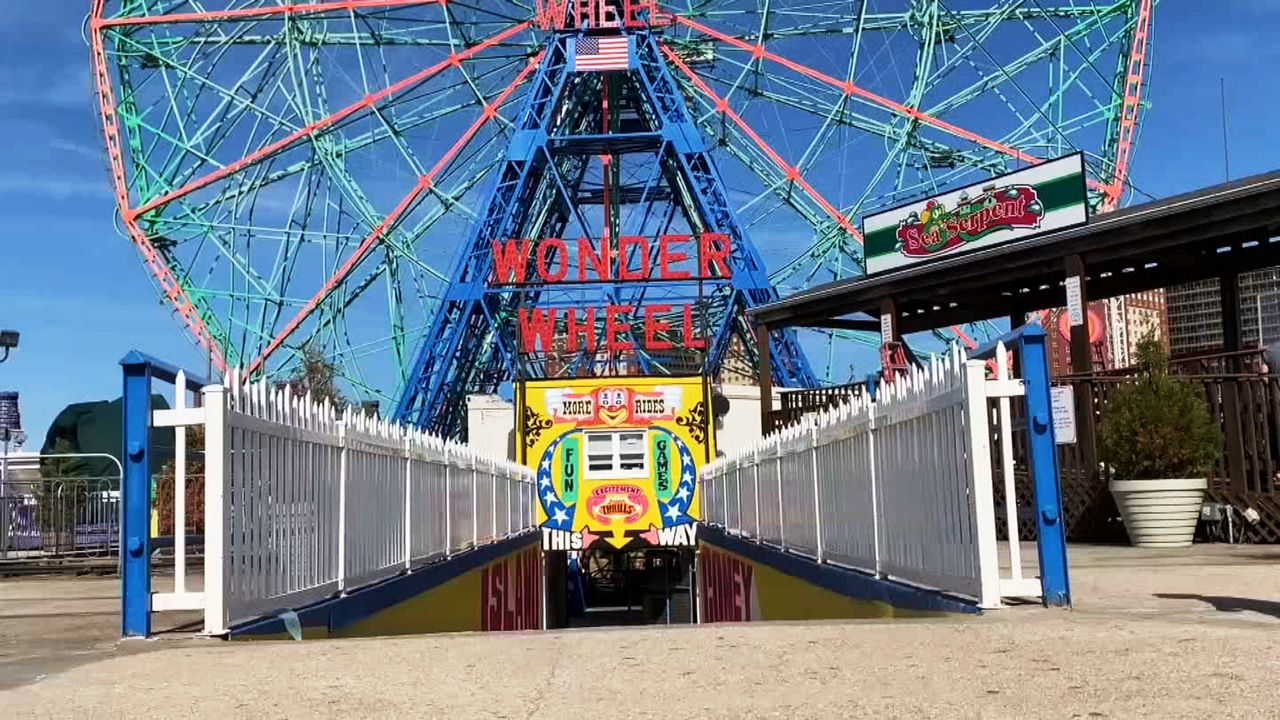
[
  {"left": 0, "top": 330, "right": 18, "bottom": 363},
  {"left": 0, "top": 428, "right": 28, "bottom": 560},
  {"left": 0, "top": 329, "right": 21, "bottom": 557},
  {"left": 0, "top": 429, "right": 8, "bottom": 558}
]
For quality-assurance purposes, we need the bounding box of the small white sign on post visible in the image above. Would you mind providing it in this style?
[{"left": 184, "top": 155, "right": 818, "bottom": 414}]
[
  {"left": 880, "top": 313, "right": 894, "bottom": 344},
  {"left": 1065, "top": 275, "right": 1084, "bottom": 327},
  {"left": 1050, "top": 385, "right": 1076, "bottom": 444}
]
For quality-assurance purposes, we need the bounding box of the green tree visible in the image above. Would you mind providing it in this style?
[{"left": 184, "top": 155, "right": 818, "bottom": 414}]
[
  {"left": 38, "top": 438, "right": 88, "bottom": 541},
  {"left": 155, "top": 425, "right": 204, "bottom": 536},
  {"left": 43, "top": 437, "right": 83, "bottom": 478},
  {"left": 1100, "top": 334, "right": 1221, "bottom": 480},
  {"left": 278, "top": 343, "right": 347, "bottom": 406}
]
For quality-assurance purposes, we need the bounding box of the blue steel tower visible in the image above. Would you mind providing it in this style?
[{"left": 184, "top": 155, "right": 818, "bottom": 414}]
[{"left": 393, "top": 27, "right": 815, "bottom": 437}]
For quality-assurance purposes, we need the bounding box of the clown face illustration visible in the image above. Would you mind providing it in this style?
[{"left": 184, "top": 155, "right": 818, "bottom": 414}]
[{"left": 596, "top": 387, "right": 630, "bottom": 426}]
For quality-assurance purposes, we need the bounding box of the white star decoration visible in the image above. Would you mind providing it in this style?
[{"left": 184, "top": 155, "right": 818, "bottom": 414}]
[
  {"left": 551, "top": 507, "right": 570, "bottom": 524},
  {"left": 664, "top": 503, "right": 682, "bottom": 521},
  {"left": 675, "top": 487, "right": 690, "bottom": 502}
]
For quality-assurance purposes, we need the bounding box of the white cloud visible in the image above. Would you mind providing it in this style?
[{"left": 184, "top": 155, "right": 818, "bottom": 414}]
[
  {"left": 0, "top": 173, "right": 110, "bottom": 200},
  {"left": 0, "top": 64, "right": 95, "bottom": 110},
  {"left": 49, "top": 137, "right": 105, "bottom": 163}
]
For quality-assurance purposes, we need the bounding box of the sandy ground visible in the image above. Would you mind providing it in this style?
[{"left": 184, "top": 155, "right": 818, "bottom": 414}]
[{"left": 2, "top": 544, "right": 1279, "bottom": 719}]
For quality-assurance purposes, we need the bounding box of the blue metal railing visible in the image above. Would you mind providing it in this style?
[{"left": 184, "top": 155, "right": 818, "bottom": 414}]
[
  {"left": 971, "top": 324, "right": 1071, "bottom": 607},
  {"left": 120, "top": 351, "right": 208, "bottom": 638}
]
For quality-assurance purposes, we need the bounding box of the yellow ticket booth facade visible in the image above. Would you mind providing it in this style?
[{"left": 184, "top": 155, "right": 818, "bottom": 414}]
[{"left": 516, "top": 375, "right": 713, "bottom": 551}]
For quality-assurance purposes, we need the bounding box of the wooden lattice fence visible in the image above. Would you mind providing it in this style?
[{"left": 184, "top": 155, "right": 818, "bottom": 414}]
[{"left": 995, "top": 374, "right": 1280, "bottom": 543}]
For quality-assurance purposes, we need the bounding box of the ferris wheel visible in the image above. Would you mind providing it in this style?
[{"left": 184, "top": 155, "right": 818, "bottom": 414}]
[{"left": 89, "top": 0, "right": 1153, "bottom": 405}]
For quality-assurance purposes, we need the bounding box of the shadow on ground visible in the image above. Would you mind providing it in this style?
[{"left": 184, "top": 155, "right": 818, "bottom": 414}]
[{"left": 1154, "top": 593, "right": 1280, "bottom": 619}]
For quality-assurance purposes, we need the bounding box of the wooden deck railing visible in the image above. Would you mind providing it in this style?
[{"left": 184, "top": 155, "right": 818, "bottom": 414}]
[{"left": 1008, "top": 373, "right": 1280, "bottom": 543}]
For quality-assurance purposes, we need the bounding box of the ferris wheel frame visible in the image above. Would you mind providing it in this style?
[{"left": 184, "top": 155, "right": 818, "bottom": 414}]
[{"left": 88, "top": 0, "right": 1156, "bottom": 397}]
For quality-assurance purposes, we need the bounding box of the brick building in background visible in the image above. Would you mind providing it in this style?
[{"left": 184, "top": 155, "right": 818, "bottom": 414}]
[
  {"left": 1039, "top": 290, "right": 1168, "bottom": 377},
  {"left": 1104, "top": 289, "right": 1168, "bottom": 368}
]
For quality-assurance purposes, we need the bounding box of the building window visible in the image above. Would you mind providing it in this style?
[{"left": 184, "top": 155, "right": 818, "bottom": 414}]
[{"left": 584, "top": 430, "right": 648, "bottom": 479}]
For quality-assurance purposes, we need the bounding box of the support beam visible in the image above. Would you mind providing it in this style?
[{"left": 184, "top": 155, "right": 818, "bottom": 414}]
[
  {"left": 801, "top": 318, "right": 881, "bottom": 333},
  {"left": 757, "top": 323, "right": 773, "bottom": 435},
  {"left": 1220, "top": 272, "right": 1247, "bottom": 492},
  {"left": 90, "top": 15, "right": 227, "bottom": 371},
  {"left": 1016, "top": 326, "right": 1071, "bottom": 607},
  {"left": 1065, "top": 256, "right": 1091, "bottom": 374},
  {"left": 120, "top": 359, "right": 153, "bottom": 638},
  {"left": 97, "top": 0, "right": 434, "bottom": 27},
  {"left": 1064, "top": 255, "right": 1096, "bottom": 486},
  {"left": 1221, "top": 272, "right": 1242, "bottom": 357},
  {"left": 879, "top": 298, "right": 899, "bottom": 343},
  {"left": 1008, "top": 313, "right": 1024, "bottom": 377},
  {"left": 1104, "top": 0, "right": 1154, "bottom": 210}
]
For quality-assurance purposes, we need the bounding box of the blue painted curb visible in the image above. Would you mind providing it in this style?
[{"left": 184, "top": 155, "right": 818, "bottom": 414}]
[
  {"left": 700, "top": 526, "right": 980, "bottom": 615},
  {"left": 231, "top": 532, "right": 540, "bottom": 638}
]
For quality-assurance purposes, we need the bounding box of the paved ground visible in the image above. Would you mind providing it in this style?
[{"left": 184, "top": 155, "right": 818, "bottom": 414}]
[
  {"left": 3, "top": 544, "right": 1279, "bottom": 718},
  {"left": 0, "top": 572, "right": 200, "bottom": 692}
]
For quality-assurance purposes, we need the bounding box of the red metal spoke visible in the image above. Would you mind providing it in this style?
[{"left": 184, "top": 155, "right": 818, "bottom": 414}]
[
  {"left": 96, "top": 0, "right": 438, "bottom": 28},
  {"left": 948, "top": 325, "right": 1009, "bottom": 376},
  {"left": 673, "top": 14, "right": 1108, "bottom": 194},
  {"left": 91, "top": 0, "right": 227, "bottom": 371},
  {"left": 660, "top": 44, "right": 862, "bottom": 242},
  {"left": 246, "top": 52, "right": 545, "bottom": 376},
  {"left": 947, "top": 325, "right": 1003, "bottom": 375},
  {"left": 128, "top": 20, "right": 532, "bottom": 220},
  {"left": 1105, "top": 0, "right": 1153, "bottom": 211},
  {"left": 950, "top": 324, "right": 977, "bottom": 349}
]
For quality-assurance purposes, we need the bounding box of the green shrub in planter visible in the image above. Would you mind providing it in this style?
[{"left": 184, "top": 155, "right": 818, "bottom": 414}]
[
  {"left": 1100, "top": 335, "right": 1220, "bottom": 480},
  {"left": 1101, "top": 334, "right": 1221, "bottom": 547}
]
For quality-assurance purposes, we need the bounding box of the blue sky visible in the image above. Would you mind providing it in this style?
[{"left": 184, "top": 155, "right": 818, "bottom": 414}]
[{"left": 1, "top": 1, "right": 1279, "bottom": 447}]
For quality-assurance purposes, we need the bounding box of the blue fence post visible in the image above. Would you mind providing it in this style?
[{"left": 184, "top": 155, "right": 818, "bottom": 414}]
[
  {"left": 1017, "top": 325, "right": 1072, "bottom": 607},
  {"left": 120, "top": 355, "right": 153, "bottom": 637}
]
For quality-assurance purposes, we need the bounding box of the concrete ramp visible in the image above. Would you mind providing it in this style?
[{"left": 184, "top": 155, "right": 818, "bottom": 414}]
[
  {"left": 228, "top": 526, "right": 975, "bottom": 642},
  {"left": 698, "top": 527, "right": 976, "bottom": 622},
  {"left": 232, "top": 535, "right": 541, "bottom": 640}
]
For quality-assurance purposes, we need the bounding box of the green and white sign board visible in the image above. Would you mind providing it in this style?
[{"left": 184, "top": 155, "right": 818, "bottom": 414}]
[{"left": 863, "top": 153, "right": 1088, "bottom": 275}]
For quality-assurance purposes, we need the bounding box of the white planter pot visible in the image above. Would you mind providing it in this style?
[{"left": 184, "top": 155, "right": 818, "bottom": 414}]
[{"left": 1109, "top": 478, "right": 1208, "bottom": 548}]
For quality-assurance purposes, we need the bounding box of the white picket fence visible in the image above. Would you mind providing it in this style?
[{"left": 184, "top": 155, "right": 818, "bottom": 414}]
[
  {"left": 700, "top": 346, "right": 1039, "bottom": 608},
  {"left": 151, "top": 371, "right": 536, "bottom": 635}
]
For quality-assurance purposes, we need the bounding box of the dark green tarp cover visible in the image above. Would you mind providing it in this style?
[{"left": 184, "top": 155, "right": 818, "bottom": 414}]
[{"left": 39, "top": 394, "right": 172, "bottom": 486}]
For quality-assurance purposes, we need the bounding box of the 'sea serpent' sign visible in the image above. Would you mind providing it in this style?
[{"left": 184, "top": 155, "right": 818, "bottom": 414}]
[{"left": 863, "top": 153, "right": 1088, "bottom": 275}]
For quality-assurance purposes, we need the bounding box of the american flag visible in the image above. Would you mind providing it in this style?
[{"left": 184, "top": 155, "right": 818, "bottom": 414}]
[{"left": 574, "top": 35, "right": 630, "bottom": 71}]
